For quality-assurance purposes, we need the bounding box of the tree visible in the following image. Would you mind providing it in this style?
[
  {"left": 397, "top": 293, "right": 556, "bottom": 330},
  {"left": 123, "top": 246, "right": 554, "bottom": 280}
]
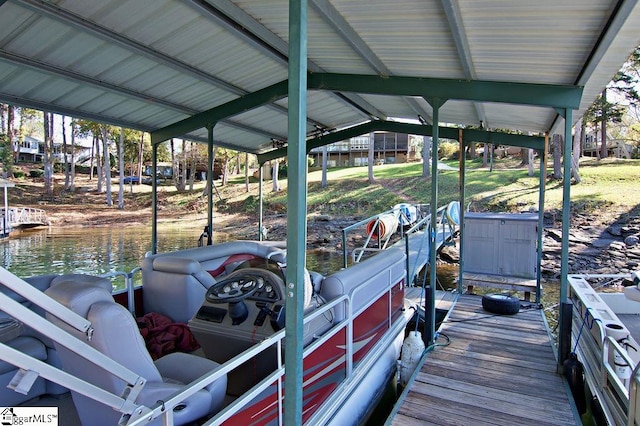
[
  {"left": 367, "top": 132, "right": 375, "bottom": 184},
  {"left": 422, "top": 136, "right": 431, "bottom": 177},
  {"left": 43, "top": 112, "right": 54, "bottom": 196},
  {"left": 117, "top": 128, "right": 124, "bottom": 209},
  {"left": 584, "top": 45, "right": 640, "bottom": 159}
]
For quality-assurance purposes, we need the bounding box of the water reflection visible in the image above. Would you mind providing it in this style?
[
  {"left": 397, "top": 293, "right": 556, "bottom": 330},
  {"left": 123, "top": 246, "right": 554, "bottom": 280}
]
[
  {"left": 0, "top": 224, "right": 228, "bottom": 278},
  {"left": 0, "top": 225, "right": 346, "bottom": 282}
]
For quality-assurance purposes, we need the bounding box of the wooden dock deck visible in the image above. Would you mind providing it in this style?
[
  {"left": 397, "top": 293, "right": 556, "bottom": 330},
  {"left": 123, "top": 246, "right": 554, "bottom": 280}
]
[{"left": 390, "top": 294, "right": 578, "bottom": 426}]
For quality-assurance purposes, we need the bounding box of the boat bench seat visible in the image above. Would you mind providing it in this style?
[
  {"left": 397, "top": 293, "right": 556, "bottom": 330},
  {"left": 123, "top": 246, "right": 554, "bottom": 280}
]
[
  {"left": 141, "top": 240, "right": 286, "bottom": 323},
  {"left": 319, "top": 247, "right": 406, "bottom": 322},
  {"left": 0, "top": 273, "right": 112, "bottom": 406}
]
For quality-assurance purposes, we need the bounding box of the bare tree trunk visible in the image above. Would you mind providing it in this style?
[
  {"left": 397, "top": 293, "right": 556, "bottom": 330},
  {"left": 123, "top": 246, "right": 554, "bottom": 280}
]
[
  {"left": 179, "top": 139, "right": 187, "bottom": 191},
  {"left": 469, "top": 142, "right": 477, "bottom": 159},
  {"left": 188, "top": 142, "right": 195, "bottom": 192},
  {"left": 520, "top": 148, "right": 530, "bottom": 166},
  {"left": 70, "top": 121, "right": 76, "bottom": 192},
  {"left": 101, "top": 126, "right": 112, "bottom": 206},
  {"left": 117, "top": 128, "right": 124, "bottom": 209},
  {"left": 422, "top": 136, "right": 430, "bottom": 177},
  {"left": 137, "top": 132, "right": 144, "bottom": 183},
  {"left": 600, "top": 88, "right": 608, "bottom": 159},
  {"left": 321, "top": 145, "right": 328, "bottom": 188},
  {"left": 0, "top": 104, "right": 6, "bottom": 134},
  {"left": 95, "top": 136, "right": 103, "bottom": 191},
  {"left": 527, "top": 149, "right": 534, "bottom": 177},
  {"left": 272, "top": 159, "right": 281, "bottom": 192},
  {"left": 244, "top": 152, "right": 249, "bottom": 192},
  {"left": 572, "top": 118, "right": 582, "bottom": 183},
  {"left": 89, "top": 136, "right": 95, "bottom": 181},
  {"left": 62, "top": 116, "right": 70, "bottom": 190},
  {"left": 367, "top": 132, "right": 375, "bottom": 184},
  {"left": 552, "top": 134, "right": 563, "bottom": 180},
  {"left": 6, "top": 105, "right": 15, "bottom": 176},
  {"left": 43, "top": 112, "right": 54, "bottom": 197},
  {"left": 482, "top": 143, "right": 489, "bottom": 167}
]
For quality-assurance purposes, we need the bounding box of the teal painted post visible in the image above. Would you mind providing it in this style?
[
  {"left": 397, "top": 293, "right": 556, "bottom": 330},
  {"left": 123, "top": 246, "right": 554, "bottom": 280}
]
[
  {"left": 207, "top": 125, "right": 214, "bottom": 246},
  {"left": 558, "top": 110, "right": 573, "bottom": 366},
  {"left": 536, "top": 137, "right": 548, "bottom": 304},
  {"left": 458, "top": 132, "right": 466, "bottom": 294},
  {"left": 428, "top": 99, "right": 444, "bottom": 346},
  {"left": 151, "top": 141, "right": 158, "bottom": 253},
  {"left": 285, "top": 0, "right": 307, "bottom": 424},
  {"left": 258, "top": 165, "right": 264, "bottom": 241}
]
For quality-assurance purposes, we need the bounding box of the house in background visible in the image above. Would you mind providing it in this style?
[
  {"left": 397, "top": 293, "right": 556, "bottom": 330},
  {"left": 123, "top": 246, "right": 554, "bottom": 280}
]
[
  {"left": 309, "top": 132, "right": 418, "bottom": 168},
  {"left": 16, "top": 135, "right": 92, "bottom": 164}
]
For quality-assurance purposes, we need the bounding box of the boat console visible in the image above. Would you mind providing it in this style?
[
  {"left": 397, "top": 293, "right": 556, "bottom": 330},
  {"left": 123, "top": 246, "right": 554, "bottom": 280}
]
[{"left": 188, "top": 258, "right": 327, "bottom": 395}]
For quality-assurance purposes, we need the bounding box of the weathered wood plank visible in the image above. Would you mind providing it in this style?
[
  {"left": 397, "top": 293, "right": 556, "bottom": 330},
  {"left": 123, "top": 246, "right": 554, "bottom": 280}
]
[
  {"left": 397, "top": 392, "right": 568, "bottom": 426},
  {"left": 409, "top": 376, "right": 574, "bottom": 425},
  {"left": 390, "top": 294, "right": 577, "bottom": 425}
]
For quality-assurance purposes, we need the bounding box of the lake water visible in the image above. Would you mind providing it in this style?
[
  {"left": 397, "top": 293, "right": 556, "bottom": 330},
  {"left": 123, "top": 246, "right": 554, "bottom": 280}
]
[{"left": 0, "top": 224, "right": 346, "bottom": 287}]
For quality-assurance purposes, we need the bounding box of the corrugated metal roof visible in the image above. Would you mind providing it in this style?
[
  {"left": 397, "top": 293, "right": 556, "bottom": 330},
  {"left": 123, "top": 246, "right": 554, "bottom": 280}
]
[{"left": 0, "top": 0, "right": 639, "bottom": 154}]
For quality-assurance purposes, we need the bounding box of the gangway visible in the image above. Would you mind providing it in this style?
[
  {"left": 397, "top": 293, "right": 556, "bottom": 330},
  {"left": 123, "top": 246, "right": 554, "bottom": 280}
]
[
  {"left": 2, "top": 207, "right": 49, "bottom": 230},
  {"left": 342, "top": 201, "right": 460, "bottom": 286}
]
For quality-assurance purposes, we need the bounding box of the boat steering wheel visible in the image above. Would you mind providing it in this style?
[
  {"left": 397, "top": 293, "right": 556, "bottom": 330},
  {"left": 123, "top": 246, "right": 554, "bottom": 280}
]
[{"left": 205, "top": 270, "right": 261, "bottom": 304}]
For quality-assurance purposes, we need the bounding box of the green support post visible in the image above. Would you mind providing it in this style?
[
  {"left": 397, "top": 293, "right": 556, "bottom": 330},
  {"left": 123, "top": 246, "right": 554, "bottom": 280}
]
[
  {"left": 426, "top": 98, "right": 445, "bottom": 347},
  {"left": 151, "top": 141, "right": 158, "bottom": 254},
  {"left": 207, "top": 125, "right": 214, "bottom": 246},
  {"left": 458, "top": 131, "right": 466, "bottom": 294},
  {"left": 284, "top": 0, "right": 307, "bottom": 424},
  {"left": 258, "top": 165, "right": 264, "bottom": 241},
  {"left": 558, "top": 109, "right": 573, "bottom": 368}
]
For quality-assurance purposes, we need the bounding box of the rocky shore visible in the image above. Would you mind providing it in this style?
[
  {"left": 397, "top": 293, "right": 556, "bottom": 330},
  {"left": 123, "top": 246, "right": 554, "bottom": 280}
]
[{"left": 225, "top": 207, "right": 640, "bottom": 283}]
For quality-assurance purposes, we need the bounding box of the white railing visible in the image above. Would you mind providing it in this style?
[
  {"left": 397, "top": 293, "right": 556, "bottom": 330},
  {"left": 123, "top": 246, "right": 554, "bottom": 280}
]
[
  {"left": 568, "top": 274, "right": 640, "bottom": 426},
  {"left": 0, "top": 261, "right": 406, "bottom": 426},
  {"left": 1, "top": 207, "right": 48, "bottom": 227}
]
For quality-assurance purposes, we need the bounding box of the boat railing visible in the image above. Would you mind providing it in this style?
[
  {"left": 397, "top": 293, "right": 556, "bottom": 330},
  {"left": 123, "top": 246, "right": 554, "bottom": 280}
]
[
  {"left": 628, "top": 363, "right": 640, "bottom": 426},
  {"left": 1, "top": 207, "right": 48, "bottom": 226},
  {"left": 568, "top": 274, "right": 639, "bottom": 426},
  {"left": 1, "top": 259, "right": 404, "bottom": 426},
  {"left": 343, "top": 203, "right": 428, "bottom": 267},
  {"left": 403, "top": 204, "right": 454, "bottom": 286},
  {"left": 101, "top": 267, "right": 142, "bottom": 317},
  {"left": 602, "top": 335, "right": 635, "bottom": 424}
]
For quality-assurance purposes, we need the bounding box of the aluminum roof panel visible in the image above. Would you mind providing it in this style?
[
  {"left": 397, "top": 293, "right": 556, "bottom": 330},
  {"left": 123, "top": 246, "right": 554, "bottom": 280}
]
[{"left": 1, "top": 0, "right": 639, "bottom": 154}]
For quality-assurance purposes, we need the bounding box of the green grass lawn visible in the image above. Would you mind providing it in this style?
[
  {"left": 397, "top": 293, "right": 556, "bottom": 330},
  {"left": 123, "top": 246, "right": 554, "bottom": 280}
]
[{"left": 227, "top": 157, "right": 639, "bottom": 219}]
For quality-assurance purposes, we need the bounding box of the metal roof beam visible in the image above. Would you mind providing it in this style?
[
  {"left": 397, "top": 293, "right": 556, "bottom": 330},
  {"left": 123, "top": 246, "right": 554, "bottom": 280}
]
[
  {"left": 309, "top": 73, "right": 583, "bottom": 109},
  {"left": 310, "top": 0, "right": 432, "bottom": 122},
  {"left": 16, "top": 0, "right": 246, "bottom": 95},
  {"left": 151, "top": 80, "right": 289, "bottom": 144},
  {"left": 258, "top": 121, "right": 544, "bottom": 163},
  {"left": 16, "top": 0, "right": 328, "bottom": 130},
  {"left": 0, "top": 92, "right": 153, "bottom": 132},
  {"left": 440, "top": 0, "right": 487, "bottom": 126},
  {"left": 196, "top": 0, "right": 387, "bottom": 121},
  {"left": 548, "top": 0, "right": 638, "bottom": 133},
  {"left": 0, "top": 50, "right": 198, "bottom": 115}
]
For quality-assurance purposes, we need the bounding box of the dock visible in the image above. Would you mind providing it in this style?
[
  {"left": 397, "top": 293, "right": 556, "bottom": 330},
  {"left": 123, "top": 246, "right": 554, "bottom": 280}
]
[{"left": 390, "top": 294, "right": 578, "bottom": 425}]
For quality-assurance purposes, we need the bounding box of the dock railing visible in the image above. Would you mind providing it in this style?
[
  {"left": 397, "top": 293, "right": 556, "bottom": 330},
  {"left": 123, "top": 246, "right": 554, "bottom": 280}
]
[
  {"left": 568, "top": 274, "right": 640, "bottom": 426},
  {"left": 0, "top": 260, "right": 406, "bottom": 425},
  {"left": 342, "top": 203, "right": 428, "bottom": 268},
  {"left": 1, "top": 207, "right": 48, "bottom": 228}
]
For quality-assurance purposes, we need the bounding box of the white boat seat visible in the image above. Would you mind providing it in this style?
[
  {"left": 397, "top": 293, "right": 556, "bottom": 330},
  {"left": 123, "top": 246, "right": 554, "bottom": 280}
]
[
  {"left": 45, "top": 280, "right": 227, "bottom": 426},
  {"left": 141, "top": 240, "right": 287, "bottom": 323},
  {"left": 320, "top": 247, "right": 405, "bottom": 322}
]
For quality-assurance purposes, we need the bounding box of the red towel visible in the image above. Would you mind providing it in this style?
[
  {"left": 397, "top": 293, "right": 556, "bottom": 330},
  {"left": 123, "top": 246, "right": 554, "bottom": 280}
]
[{"left": 136, "top": 312, "right": 201, "bottom": 360}]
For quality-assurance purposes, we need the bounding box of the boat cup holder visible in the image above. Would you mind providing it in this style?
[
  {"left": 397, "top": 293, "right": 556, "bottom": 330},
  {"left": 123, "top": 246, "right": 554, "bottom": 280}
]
[
  {"left": 0, "top": 318, "right": 23, "bottom": 343},
  {"left": 604, "top": 322, "right": 629, "bottom": 342}
]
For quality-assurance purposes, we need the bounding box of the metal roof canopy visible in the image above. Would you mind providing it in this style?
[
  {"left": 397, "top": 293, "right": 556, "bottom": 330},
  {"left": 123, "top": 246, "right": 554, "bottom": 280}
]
[
  {"left": 2, "top": 1, "right": 640, "bottom": 424},
  {"left": 1, "top": 1, "right": 639, "bottom": 152}
]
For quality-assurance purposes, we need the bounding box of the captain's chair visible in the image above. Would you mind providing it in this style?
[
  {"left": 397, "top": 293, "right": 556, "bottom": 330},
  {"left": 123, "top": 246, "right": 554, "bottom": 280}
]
[{"left": 45, "top": 280, "right": 227, "bottom": 426}]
